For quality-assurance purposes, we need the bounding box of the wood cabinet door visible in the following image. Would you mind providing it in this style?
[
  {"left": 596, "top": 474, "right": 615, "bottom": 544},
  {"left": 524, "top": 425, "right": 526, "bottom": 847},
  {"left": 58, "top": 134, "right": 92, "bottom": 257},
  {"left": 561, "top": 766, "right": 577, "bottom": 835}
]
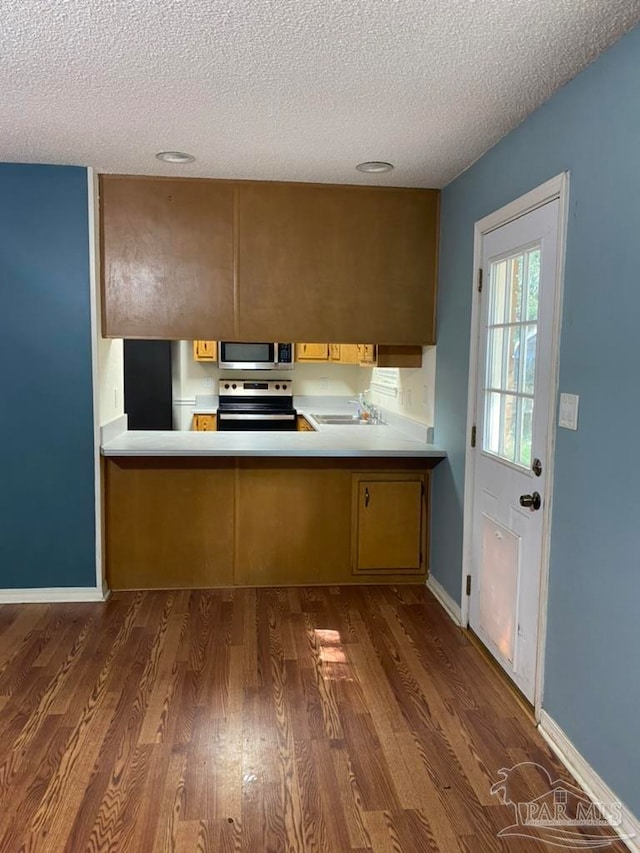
[
  {"left": 101, "top": 176, "right": 235, "bottom": 339},
  {"left": 237, "top": 183, "right": 439, "bottom": 344},
  {"left": 193, "top": 340, "right": 217, "bottom": 361},
  {"left": 193, "top": 414, "right": 216, "bottom": 431},
  {"left": 352, "top": 474, "right": 426, "bottom": 573},
  {"left": 357, "top": 344, "right": 376, "bottom": 364},
  {"left": 376, "top": 345, "right": 422, "bottom": 368},
  {"left": 296, "top": 415, "right": 315, "bottom": 432},
  {"left": 296, "top": 343, "right": 329, "bottom": 361},
  {"left": 338, "top": 344, "right": 360, "bottom": 364}
]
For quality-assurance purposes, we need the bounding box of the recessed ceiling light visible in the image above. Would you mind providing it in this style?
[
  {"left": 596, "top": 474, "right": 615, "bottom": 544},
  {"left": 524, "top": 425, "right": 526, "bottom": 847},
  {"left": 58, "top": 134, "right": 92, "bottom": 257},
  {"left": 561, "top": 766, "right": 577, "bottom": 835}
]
[
  {"left": 155, "top": 151, "right": 196, "bottom": 164},
  {"left": 356, "top": 161, "right": 394, "bottom": 173}
]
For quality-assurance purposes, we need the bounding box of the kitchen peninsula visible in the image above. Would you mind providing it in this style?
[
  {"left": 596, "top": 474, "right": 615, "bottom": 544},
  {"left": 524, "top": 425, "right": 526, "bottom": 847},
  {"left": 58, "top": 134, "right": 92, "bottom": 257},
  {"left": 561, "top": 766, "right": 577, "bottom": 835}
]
[
  {"left": 99, "top": 174, "right": 444, "bottom": 593},
  {"left": 102, "top": 406, "right": 445, "bottom": 591}
]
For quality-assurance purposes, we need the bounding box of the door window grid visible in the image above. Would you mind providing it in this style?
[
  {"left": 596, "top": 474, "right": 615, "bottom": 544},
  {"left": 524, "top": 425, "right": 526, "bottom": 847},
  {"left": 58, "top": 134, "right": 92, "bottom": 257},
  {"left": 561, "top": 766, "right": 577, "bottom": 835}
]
[{"left": 483, "top": 245, "right": 540, "bottom": 467}]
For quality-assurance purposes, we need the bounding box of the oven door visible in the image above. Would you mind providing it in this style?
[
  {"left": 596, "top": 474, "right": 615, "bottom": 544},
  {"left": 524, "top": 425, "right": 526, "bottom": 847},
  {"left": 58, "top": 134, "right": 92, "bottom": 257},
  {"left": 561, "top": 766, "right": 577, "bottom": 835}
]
[
  {"left": 218, "top": 342, "right": 276, "bottom": 370},
  {"left": 217, "top": 412, "right": 297, "bottom": 431}
]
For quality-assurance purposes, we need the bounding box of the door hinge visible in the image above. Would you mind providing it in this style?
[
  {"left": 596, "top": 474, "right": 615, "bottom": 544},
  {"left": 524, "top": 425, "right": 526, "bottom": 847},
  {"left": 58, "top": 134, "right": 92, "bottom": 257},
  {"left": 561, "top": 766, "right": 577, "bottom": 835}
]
[
  {"left": 478, "top": 268, "right": 483, "bottom": 292},
  {"left": 471, "top": 425, "right": 477, "bottom": 448},
  {"left": 466, "top": 575, "right": 471, "bottom": 596}
]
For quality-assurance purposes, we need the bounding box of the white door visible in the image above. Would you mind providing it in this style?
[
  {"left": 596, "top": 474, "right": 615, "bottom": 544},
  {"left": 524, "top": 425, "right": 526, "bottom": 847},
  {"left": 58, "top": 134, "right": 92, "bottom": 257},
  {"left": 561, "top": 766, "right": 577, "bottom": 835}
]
[{"left": 469, "top": 199, "right": 560, "bottom": 702}]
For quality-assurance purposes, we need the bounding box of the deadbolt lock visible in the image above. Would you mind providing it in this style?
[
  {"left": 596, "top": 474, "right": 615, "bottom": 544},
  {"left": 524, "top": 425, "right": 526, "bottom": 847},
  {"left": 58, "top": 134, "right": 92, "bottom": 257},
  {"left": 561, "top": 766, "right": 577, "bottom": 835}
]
[{"left": 532, "top": 458, "right": 542, "bottom": 477}]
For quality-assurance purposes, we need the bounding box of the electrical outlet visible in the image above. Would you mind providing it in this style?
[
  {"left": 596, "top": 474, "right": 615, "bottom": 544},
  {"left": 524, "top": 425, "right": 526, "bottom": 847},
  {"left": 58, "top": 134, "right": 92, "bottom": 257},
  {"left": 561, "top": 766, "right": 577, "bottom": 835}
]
[
  {"left": 423, "top": 384, "right": 429, "bottom": 405},
  {"left": 406, "top": 389, "right": 413, "bottom": 408},
  {"left": 204, "top": 376, "right": 214, "bottom": 388},
  {"left": 320, "top": 376, "right": 329, "bottom": 390},
  {"left": 113, "top": 387, "right": 118, "bottom": 409}
]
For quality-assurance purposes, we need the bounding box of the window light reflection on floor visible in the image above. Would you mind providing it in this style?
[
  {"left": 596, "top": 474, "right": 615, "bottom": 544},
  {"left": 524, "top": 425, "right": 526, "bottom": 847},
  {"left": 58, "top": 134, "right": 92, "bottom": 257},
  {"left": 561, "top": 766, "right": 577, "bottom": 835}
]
[{"left": 313, "top": 629, "right": 352, "bottom": 681}]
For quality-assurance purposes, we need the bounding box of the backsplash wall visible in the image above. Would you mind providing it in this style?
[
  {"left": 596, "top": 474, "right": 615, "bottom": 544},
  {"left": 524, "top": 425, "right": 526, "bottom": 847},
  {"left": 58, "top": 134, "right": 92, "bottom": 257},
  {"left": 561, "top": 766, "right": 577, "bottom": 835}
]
[
  {"left": 358, "top": 346, "right": 436, "bottom": 426},
  {"left": 172, "top": 341, "right": 362, "bottom": 400}
]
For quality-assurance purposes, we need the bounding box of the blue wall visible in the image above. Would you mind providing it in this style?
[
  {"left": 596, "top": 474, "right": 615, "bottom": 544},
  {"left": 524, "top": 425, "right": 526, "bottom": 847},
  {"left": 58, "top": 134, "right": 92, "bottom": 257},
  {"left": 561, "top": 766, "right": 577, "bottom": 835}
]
[
  {"left": 433, "top": 25, "right": 640, "bottom": 815},
  {"left": 0, "top": 164, "right": 96, "bottom": 588}
]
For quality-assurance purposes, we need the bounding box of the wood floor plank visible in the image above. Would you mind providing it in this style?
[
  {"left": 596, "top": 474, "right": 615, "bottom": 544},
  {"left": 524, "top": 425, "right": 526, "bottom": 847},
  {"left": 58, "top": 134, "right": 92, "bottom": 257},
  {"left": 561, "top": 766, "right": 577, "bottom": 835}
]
[{"left": 0, "top": 585, "right": 630, "bottom": 853}]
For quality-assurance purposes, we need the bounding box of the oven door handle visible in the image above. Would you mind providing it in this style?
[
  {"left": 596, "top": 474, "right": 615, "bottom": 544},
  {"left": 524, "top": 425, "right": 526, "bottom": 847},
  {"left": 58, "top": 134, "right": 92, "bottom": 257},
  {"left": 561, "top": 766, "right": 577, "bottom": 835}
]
[{"left": 217, "top": 413, "right": 296, "bottom": 421}]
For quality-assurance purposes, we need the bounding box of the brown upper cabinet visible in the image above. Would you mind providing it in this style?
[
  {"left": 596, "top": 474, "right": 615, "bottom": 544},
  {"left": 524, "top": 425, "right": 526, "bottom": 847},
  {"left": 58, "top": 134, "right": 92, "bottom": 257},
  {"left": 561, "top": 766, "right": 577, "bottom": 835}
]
[
  {"left": 236, "top": 182, "right": 438, "bottom": 345},
  {"left": 100, "top": 177, "right": 235, "bottom": 340},
  {"left": 101, "top": 176, "right": 439, "bottom": 344}
]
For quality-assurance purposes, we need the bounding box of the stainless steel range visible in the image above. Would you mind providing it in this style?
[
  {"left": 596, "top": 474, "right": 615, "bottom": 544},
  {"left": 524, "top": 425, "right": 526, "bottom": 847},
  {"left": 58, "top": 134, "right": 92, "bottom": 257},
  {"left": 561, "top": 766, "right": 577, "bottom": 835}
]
[{"left": 217, "top": 379, "right": 296, "bottom": 431}]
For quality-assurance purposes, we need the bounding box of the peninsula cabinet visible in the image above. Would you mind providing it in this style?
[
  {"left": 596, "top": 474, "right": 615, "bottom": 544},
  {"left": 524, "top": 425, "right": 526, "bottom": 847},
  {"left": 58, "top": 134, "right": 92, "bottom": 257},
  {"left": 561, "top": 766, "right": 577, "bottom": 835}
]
[
  {"left": 101, "top": 175, "right": 439, "bottom": 344},
  {"left": 104, "top": 458, "right": 434, "bottom": 589},
  {"left": 352, "top": 473, "right": 426, "bottom": 573},
  {"left": 100, "top": 176, "right": 235, "bottom": 340}
]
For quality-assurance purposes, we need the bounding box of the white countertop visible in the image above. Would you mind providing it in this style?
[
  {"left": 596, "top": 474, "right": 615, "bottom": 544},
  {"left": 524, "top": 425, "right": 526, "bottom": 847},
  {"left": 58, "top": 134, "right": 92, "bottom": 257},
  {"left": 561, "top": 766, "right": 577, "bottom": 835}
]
[{"left": 101, "top": 403, "right": 446, "bottom": 459}]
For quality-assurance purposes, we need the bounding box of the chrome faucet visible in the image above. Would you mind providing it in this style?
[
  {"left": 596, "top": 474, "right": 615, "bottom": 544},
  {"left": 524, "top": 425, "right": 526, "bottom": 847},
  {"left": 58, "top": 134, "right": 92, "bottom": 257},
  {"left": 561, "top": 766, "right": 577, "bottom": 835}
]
[{"left": 348, "top": 393, "right": 382, "bottom": 423}]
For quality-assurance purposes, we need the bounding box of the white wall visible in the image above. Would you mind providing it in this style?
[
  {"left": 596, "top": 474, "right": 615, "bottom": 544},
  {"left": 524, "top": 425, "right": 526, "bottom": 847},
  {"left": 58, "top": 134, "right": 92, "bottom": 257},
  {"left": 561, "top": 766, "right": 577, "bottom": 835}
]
[
  {"left": 359, "top": 346, "right": 436, "bottom": 426},
  {"left": 91, "top": 174, "right": 125, "bottom": 428},
  {"left": 98, "top": 338, "right": 124, "bottom": 425}
]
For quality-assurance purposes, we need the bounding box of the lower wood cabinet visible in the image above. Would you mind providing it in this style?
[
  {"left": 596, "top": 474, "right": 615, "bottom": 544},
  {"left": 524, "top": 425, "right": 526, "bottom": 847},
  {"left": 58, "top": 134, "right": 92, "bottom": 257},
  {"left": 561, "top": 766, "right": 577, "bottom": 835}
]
[
  {"left": 105, "top": 458, "right": 434, "bottom": 589},
  {"left": 352, "top": 473, "right": 426, "bottom": 574},
  {"left": 296, "top": 415, "right": 315, "bottom": 431},
  {"left": 192, "top": 414, "right": 217, "bottom": 431}
]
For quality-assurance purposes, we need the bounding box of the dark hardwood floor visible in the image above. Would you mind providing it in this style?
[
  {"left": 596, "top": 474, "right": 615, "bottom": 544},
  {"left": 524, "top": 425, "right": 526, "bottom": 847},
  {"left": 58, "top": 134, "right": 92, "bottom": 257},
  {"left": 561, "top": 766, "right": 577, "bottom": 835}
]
[{"left": 0, "top": 587, "right": 628, "bottom": 852}]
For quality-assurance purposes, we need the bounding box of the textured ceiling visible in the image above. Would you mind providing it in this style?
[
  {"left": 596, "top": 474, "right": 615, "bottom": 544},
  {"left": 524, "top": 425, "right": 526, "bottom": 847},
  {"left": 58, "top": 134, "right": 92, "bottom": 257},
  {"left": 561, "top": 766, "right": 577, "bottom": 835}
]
[{"left": 2, "top": 1, "right": 639, "bottom": 188}]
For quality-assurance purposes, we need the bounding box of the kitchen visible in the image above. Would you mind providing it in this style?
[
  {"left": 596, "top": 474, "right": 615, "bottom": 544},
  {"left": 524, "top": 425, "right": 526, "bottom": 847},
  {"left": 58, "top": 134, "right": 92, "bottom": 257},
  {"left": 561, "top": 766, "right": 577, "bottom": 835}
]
[
  {"left": 3, "top": 3, "right": 640, "bottom": 849},
  {"left": 100, "top": 174, "right": 446, "bottom": 591}
]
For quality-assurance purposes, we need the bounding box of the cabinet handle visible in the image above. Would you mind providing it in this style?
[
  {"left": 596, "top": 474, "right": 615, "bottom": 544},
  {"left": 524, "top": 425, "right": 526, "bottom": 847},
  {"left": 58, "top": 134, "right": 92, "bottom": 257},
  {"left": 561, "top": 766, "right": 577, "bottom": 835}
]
[{"left": 364, "top": 487, "right": 370, "bottom": 508}]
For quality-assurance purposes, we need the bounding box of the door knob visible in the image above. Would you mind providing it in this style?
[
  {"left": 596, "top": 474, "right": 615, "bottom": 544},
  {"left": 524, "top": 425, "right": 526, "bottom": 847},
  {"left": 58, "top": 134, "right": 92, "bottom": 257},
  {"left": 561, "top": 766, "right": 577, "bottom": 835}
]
[{"left": 519, "top": 492, "right": 542, "bottom": 511}]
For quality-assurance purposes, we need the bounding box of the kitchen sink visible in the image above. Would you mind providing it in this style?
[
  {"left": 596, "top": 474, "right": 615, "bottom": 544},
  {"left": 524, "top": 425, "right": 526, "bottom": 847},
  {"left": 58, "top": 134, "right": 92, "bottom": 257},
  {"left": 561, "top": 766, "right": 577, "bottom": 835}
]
[{"left": 311, "top": 414, "right": 373, "bottom": 425}]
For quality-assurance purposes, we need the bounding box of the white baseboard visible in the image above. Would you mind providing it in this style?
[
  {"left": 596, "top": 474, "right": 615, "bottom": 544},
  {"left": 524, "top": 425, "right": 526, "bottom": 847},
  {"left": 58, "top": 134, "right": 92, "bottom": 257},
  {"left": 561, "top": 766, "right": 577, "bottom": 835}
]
[
  {"left": 426, "top": 574, "right": 462, "bottom": 625},
  {"left": 0, "top": 587, "right": 108, "bottom": 604},
  {"left": 539, "top": 710, "right": 639, "bottom": 852}
]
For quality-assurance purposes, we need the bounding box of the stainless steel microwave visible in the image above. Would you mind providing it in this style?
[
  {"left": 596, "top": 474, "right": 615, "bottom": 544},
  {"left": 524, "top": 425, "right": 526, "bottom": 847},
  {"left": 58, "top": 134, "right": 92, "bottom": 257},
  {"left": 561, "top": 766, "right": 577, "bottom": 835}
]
[{"left": 218, "top": 342, "right": 294, "bottom": 371}]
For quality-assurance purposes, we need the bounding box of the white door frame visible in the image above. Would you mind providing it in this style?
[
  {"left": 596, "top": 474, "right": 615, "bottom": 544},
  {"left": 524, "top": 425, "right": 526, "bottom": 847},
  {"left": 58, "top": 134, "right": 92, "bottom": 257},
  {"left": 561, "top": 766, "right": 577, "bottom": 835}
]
[{"left": 461, "top": 173, "right": 569, "bottom": 719}]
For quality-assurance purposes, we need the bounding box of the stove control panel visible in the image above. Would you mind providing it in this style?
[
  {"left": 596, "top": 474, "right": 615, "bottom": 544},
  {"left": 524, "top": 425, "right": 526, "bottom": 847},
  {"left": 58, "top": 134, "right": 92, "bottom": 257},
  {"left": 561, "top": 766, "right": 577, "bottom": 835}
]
[{"left": 219, "top": 379, "right": 293, "bottom": 397}]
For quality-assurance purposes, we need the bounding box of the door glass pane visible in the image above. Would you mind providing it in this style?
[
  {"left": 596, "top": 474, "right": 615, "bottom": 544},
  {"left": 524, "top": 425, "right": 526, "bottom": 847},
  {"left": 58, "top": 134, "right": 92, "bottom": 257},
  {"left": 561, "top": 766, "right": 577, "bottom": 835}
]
[
  {"left": 485, "top": 391, "right": 501, "bottom": 454},
  {"left": 525, "top": 248, "right": 540, "bottom": 321},
  {"left": 507, "top": 254, "right": 524, "bottom": 323},
  {"left": 523, "top": 324, "right": 537, "bottom": 395},
  {"left": 506, "top": 326, "right": 521, "bottom": 392},
  {"left": 500, "top": 394, "right": 517, "bottom": 462},
  {"left": 489, "top": 259, "right": 507, "bottom": 325},
  {"left": 519, "top": 397, "right": 533, "bottom": 467},
  {"left": 487, "top": 328, "right": 504, "bottom": 389}
]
